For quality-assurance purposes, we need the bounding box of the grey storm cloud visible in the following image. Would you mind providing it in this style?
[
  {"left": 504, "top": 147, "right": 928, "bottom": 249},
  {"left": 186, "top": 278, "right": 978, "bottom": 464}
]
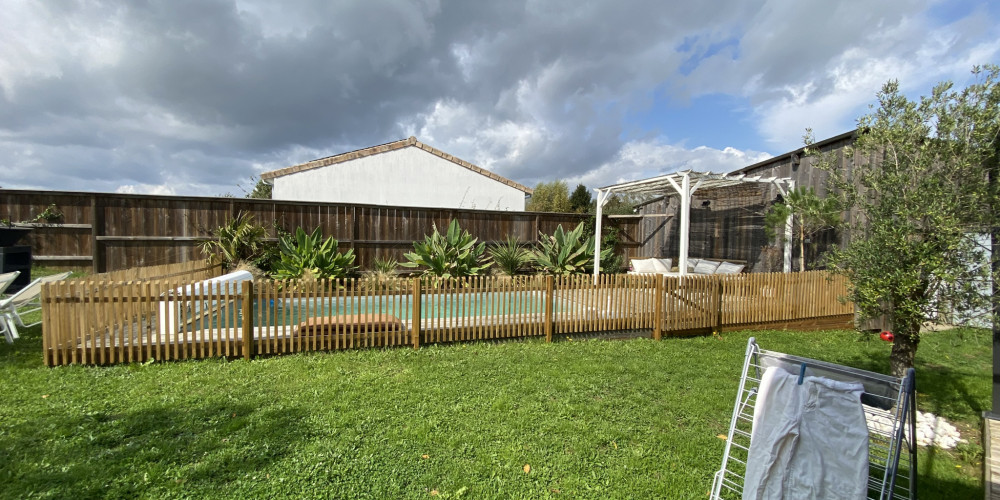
[{"left": 0, "top": 0, "right": 996, "bottom": 195}]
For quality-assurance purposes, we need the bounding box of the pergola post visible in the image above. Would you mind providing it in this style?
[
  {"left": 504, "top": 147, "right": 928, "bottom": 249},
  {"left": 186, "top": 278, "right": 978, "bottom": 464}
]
[
  {"left": 679, "top": 174, "right": 691, "bottom": 276},
  {"left": 592, "top": 189, "right": 612, "bottom": 284},
  {"left": 666, "top": 172, "right": 703, "bottom": 276},
  {"left": 775, "top": 180, "right": 795, "bottom": 273}
]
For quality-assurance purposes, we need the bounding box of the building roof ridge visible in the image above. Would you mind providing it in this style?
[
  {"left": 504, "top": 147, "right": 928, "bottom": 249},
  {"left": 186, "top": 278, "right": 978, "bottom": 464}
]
[{"left": 260, "top": 137, "right": 532, "bottom": 194}]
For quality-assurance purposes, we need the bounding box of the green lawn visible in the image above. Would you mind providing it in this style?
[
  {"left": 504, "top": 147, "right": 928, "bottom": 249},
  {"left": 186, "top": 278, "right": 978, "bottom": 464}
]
[{"left": 0, "top": 309, "right": 989, "bottom": 498}]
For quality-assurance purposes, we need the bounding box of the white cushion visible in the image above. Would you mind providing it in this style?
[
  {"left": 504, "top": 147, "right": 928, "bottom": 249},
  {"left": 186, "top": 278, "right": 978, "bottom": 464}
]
[
  {"left": 686, "top": 258, "right": 701, "bottom": 272},
  {"left": 693, "top": 260, "right": 721, "bottom": 274},
  {"left": 650, "top": 258, "right": 671, "bottom": 273},
  {"left": 655, "top": 258, "right": 672, "bottom": 271},
  {"left": 631, "top": 259, "right": 658, "bottom": 273},
  {"left": 716, "top": 261, "right": 745, "bottom": 274}
]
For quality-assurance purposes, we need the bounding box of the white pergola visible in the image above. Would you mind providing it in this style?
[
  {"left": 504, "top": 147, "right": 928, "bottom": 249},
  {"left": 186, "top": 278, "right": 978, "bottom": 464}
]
[{"left": 594, "top": 170, "right": 796, "bottom": 281}]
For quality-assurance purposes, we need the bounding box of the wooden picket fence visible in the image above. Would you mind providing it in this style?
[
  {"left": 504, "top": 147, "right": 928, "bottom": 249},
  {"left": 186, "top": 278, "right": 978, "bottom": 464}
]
[
  {"left": 40, "top": 271, "right": 854, "bottom": 366},
  {"left": 84, "top": 259, "right": 221, "bottom": 283}
]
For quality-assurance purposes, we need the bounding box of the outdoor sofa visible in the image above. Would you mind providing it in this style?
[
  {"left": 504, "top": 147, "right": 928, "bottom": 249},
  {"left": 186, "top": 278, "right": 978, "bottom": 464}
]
[{"left": 627, "top": 257, "right": 745, "bottom": 276}]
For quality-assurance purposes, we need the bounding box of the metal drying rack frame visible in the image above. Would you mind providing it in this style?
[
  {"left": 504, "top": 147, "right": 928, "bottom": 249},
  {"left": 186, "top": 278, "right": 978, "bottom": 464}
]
[{"left": 710, "top": 337, "right": 917, "bottom": 500}]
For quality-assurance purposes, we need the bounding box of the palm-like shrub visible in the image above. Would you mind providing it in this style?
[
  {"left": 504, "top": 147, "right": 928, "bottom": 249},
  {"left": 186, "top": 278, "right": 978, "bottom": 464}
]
[
  {"left": 489, "top": 235, "right": 532, "bottom": 276},
  {"left": 272, "top": 227, "right": 357, "bottom": 280},
  {"left": 401, "top": 220, "right": 491, "bottom": 277},
  {"left": 532, "top": 222, "right": 612, "bottom": 275},
  {"left": 200, "top": 211, "right": 271, "bottom": 271},
  {"left": 361, "top": 256, "right": 403, "bottom": 291},
  {"left": 370, "top": 256, "right": 399, "bottom": 275}
]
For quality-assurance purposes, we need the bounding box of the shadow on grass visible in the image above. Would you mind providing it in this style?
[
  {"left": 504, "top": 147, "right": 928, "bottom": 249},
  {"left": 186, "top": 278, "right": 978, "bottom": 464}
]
[
  {"left": 832, "top": 345, "right": 985, "bottom": 498},
  {"left": 834, "top": 345, "right": 984, "bottom": 419},
  {"left": 914, "top": 473, "right": 982, "bottom": 499},
  {"left": 916, "top": 446, "right": 984, "bottom": 499},
  {"left": 1, "top": 400, "right": 307, "bottom": 498},
  {"left": 0, "top": 324, "right": 46, "bottom": 369}
]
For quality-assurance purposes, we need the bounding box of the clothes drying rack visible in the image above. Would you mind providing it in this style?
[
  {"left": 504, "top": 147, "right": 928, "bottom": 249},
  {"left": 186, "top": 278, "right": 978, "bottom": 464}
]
[{"left": 710, "top": 337, "right": 917, "bottom": 500}]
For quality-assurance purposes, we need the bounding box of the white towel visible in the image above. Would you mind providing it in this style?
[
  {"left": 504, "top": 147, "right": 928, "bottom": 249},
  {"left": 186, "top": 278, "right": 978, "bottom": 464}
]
[{"left": 743, "top": 366, "right": 869, "bottom": 500}]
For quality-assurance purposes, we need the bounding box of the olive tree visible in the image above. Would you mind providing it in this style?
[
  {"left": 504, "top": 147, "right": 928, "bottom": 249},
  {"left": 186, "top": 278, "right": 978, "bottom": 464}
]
[
  {"left": 764, "top": 186, "right": 841, "bottom": 272},
  {"left": 822, "top": 65, "right": 1000, "bottom": 376}
]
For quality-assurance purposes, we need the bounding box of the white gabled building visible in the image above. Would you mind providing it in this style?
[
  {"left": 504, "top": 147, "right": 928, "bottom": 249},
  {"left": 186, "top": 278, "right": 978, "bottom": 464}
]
[{"left": 261, "top": 137, "right": 531, "bottom": 211}]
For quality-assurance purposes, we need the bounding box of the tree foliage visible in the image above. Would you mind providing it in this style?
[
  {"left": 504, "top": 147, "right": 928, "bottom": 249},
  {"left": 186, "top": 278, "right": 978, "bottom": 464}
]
[
  {"left": 569, "top": 184, "right": 593, "bottom": 213},
  {"left": 246, "top": 176, "right": 272, "bottom": 199},
  {"left": 527, "top": 181, "right": 573, "bottom": 212},
  {"left": 598, "top": 193, "right": 645, "bottom": 215},
  {"left": 822, "top": 65, "right": 1000, "bottom": 376},
  {"left": 763, "top": 187, "right": 841, "bottom": 271}
]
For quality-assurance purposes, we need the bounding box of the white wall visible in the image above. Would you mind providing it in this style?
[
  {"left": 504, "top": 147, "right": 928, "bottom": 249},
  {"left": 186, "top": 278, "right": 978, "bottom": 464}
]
[
  {"left": 272, "top": 147, "right": 525, "bottom": 210},
  {"left": 945, "top": 233, "right": 991, "bottom": 328}
]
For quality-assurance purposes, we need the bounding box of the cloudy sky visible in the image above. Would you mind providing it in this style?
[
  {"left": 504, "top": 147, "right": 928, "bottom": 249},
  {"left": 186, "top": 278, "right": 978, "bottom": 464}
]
[{"left": 2, "top": 0, "right": 998, "bottom": 196}]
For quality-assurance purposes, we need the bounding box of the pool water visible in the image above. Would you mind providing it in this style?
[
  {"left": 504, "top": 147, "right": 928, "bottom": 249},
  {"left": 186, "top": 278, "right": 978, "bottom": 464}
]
[{"left": 237, "top": 291, "right": 556, "bottom": 327}]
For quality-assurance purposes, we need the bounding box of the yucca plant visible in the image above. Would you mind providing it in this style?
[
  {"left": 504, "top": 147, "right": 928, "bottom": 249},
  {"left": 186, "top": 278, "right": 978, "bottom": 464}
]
[
  {"left": 532, "top": 222, "right": 612, "bottom": 275},
  {"left": 200, "top": 211, "right": 271, "bottom": 271},
  {"left": 489, "top": 235, "right": 532, "bottom": 276},
  {"left": 361, "top": 256, "right": 403, "bottom": 291},
  {"left": 371, "top": 256, "right": 399, "bottom": 274},
  {"left": 272, "top": 227, "right": 357, "bottom": 280},
  {"left": 401, "top": 220, "right": 491, "bottom": 278}
]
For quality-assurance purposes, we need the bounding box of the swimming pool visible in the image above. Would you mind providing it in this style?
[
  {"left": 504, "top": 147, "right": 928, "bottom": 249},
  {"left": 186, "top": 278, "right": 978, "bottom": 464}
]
[{"left": 245, "top": 290, "right": 557, "bottom": 327}]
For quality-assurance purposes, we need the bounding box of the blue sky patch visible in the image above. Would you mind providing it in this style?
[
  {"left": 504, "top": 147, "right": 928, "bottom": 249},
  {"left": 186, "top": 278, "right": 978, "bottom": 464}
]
[{"left": 624, "top": 93, "right": 767, "bottom": 153}]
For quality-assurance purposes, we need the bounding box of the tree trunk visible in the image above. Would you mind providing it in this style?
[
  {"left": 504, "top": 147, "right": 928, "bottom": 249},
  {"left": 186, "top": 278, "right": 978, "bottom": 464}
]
[
  {"left": 890, "top": 324, "right": 921, "bottom": 377},
  {"left": 992, "top": 227, "right": 999, "bottom": 415},
  {"left": 798, "top": 224, "right": 806, "bottom": 272},
  {"left": 989, "top": 136, "right": 999, "bottom": 415}
]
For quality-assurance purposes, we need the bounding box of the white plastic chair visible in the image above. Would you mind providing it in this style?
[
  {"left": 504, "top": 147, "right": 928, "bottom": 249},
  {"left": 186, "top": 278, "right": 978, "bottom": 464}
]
[{"left": 1, "top": 271, "right": 71, "bottom": 343}]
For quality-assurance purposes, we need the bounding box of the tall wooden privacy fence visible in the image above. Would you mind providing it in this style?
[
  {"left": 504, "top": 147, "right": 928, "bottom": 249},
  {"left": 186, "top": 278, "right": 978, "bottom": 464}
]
[
  {"left": 1, "top": 189, "right": 640, "bottom": 272},
  {"left": 40, "top": 270, "right": 854, "bottom": 366}
]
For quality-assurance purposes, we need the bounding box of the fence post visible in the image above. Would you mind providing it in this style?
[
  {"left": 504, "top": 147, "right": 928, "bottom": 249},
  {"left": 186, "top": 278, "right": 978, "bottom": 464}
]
[
  {"left": 41, "top": 282, "right": 53, "bottom": 366},
  {"left": 242, "top": 280, "right": 254, "bottom": 361},
  {"left": 412, "top": 278, "right": 421, "bottom": 349},
  {"left": 545, "top": 275, "right": 554, "bottom": 342},
  {"left": 90, "top": 194, "right": 105, "bottom": 273},
  {"left": 653, "top": 276, "right": 663, "bottom": 340},
  {"left": 714, "top": 276, "right": 724, "bottom": 335}
]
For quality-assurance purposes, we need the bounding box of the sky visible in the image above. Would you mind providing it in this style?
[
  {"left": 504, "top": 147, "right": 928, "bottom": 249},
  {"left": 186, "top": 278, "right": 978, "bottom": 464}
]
[{"left": 1, "top": 0, "right": 998, "bottom": 197}]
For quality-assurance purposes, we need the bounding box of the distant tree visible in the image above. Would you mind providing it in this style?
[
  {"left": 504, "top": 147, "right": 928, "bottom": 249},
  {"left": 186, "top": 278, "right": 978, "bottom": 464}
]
[
  {"left": 600, "top": 193, "right": 644, "bottom": 215},
  {"left": 822, "top": 65, "right": 1000, "bottom": 376},
  {"left": 526, "top": 181, "right": 573, "bottom": 212},
  {"left": 763, "top": 187, "right": 841, "bottom": 272},
  {"left": 569, "top": 184, "right": 593, "bottom": 213},
  {"left": 246, "top": 176, "right": 272, "bottom": 199}
]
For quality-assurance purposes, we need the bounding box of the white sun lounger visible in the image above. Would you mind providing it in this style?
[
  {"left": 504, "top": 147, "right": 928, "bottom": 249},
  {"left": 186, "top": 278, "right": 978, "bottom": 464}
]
[
  {"left": 0, "top": 271, "right": 71, "bottom": 343},
  {"left": 0, "top": 271, "right": 20, "bottom": 297},
  {"left": 158, "top": 270, "right": 253, "bottom": 334}
]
